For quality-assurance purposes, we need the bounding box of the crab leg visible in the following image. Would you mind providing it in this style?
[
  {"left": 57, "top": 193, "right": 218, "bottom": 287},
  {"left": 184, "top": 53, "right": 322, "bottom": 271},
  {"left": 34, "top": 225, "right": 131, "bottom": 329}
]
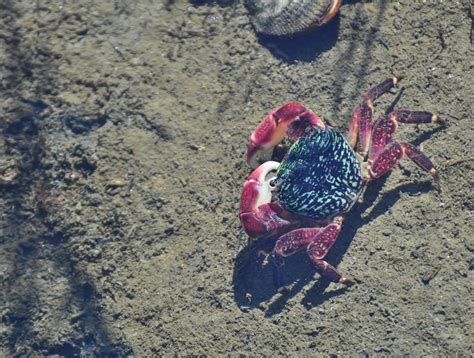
[
  {"left": 271, "top": 227, "right": 323, "bottom": 287},
  {"left": 369, "top": 110, "right": 445, "bottom": 162},
  {"left": 368, "top": 142, "right": 438, "bottom": 180},
  {"left": 355, "top": 101, "right": 374, "bottom": 157},
  {"left": 247, "top": 102, "right": 325, "bottom": 168},
  {"left": 271, "top": 216, "right": 355, "bottom": 287},
  {"left": 274, "top": 228, "right": 322, "bottom": 257},
  {"left": 363, "top": 76, "right": 403, "bottom": 103},
  {"left": 307, "top": 217, "right": 356, "bottom": 285},
  {"left": 347, "top": 107, "right": 360, "bottom": 148},
  {"left": 391, "top": 109, "right": 445, "bottom": 125},
  {"left": 348, "top": 76, "right": 402, "bottom": 157}
]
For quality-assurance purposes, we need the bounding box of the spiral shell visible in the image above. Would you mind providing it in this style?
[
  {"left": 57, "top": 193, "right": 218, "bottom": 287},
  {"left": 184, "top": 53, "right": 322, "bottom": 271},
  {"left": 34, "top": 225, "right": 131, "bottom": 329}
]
[{"left": 246, "top": 0, "right": 341, "bottom": 36}]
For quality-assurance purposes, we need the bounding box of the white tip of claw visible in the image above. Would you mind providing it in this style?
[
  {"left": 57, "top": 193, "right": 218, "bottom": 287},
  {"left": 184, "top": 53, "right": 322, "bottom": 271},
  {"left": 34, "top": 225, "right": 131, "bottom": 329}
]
[
  {"left": 257, "top": 160, "right": 280, "bottom": 183},
  {"left": 255, "top": 161, "right": 280, "bottom": 182}
]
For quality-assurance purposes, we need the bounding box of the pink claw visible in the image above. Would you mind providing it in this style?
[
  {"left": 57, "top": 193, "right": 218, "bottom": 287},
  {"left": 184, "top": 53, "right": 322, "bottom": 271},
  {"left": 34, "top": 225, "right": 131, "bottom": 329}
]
[
  {"left": 239, "top": 161, "right": 294, "bottom": 239},
  {"left": 240, "top": 161, "right": 279, "bottom": 214},
  {"left": 247, "top": 102, "right": 325, "bottom": 168}
]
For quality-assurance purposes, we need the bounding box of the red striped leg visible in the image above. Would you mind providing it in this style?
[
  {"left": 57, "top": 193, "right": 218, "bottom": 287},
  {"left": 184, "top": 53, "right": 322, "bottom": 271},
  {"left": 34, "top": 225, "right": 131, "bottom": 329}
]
[
  {"left": 368, "top": 142, "right": 438, "bottom": 180},
  {"left": 274, "top": 227, "right": 322, "bottom": 257},
  {"left": 349, "top": 76, "right": 401, "bottom": 157},
  {"left": 369, "top": 114, "right": 398, "bottom": 162},
  {"left": 357, "top": 101, "right": 374, "bottom": 157},
  {"left": 271, "top": 217, "right": 355, "bottom": 287},
  {"left": 347, "top": 106, "right": 360, "bottom": 149},
  {"left": 392, "top": 109, "right": 445, "bottom": 125},
  {"left": 369, "top": 110, "right": 445, "bottom": 162},
  {"left": 348, "top": 102, "right": 374, "bottom": 157},
  {"left": 363, "top": 75, "right": 402, "bottom": 103},
  {"left": 271, "top": 227, "right": 323, "bottom": 288},
  {"left": 311, "top": 259, "right": 355, "bottom": 286},
  {"left": 307, "top": 217, "right": 356, "bottom": 285}
]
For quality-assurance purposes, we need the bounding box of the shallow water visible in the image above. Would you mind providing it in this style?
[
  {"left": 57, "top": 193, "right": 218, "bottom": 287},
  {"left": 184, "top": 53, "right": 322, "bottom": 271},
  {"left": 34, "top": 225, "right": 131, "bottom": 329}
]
[{"left": 1, "top": 0, "right": 473, "bottom": 356}]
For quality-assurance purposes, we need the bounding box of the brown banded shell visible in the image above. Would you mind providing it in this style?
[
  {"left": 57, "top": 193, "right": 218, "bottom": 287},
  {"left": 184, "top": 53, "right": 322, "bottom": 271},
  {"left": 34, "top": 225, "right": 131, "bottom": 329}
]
[{"left": 246, "top": 0, "right": 341, "bottom": 36}]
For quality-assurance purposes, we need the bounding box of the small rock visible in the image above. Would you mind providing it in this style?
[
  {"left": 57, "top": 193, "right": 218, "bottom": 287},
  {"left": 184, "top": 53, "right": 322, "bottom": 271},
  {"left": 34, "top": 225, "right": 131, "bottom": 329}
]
[
  {"left": 64, "top": 171, "right": 80, "bottom": 183},
  {"left": 126, "top": 291, "right": 135, "bottom": 299},
  {"left": 105, "top": 179, "right": 127, "bottom": 195},
  {"left": 102, "top": 264, "right": 115, "bottom": 275},
  {"left": 90, "top": 249, "right": 101, "bottom": 259},
  {"left": 106, "top": 179, "right": 127, "bottom": 188},
  {"left": 74, "top": 202, "right": 82, "bottom": 214},
  {"left": 88, "top": 193, "right": 103, "bottom": 206}
]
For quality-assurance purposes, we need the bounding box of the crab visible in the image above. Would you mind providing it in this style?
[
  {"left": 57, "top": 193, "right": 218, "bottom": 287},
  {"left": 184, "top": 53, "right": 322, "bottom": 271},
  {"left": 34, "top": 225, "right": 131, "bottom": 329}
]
[{"left": 239, "top": 76, "right": 445, "bottom": 287}]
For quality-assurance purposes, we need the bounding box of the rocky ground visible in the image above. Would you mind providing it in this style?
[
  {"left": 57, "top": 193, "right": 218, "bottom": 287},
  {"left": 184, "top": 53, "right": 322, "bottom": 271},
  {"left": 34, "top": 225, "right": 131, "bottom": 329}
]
[{"left": 0, "top": 0, "right": 473, "bottom": 356}]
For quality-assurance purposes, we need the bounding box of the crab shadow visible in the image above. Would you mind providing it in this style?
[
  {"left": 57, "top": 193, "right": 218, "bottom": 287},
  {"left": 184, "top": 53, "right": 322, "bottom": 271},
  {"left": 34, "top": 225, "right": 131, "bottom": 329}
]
[{"left": 232, "top": 175, "right": 436, "bottom": 316}]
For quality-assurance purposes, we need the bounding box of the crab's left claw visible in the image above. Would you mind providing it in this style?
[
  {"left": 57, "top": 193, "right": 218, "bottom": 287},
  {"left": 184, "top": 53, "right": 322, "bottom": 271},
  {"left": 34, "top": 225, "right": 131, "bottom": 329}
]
[
  {"left": 247, "top": 102, "right": 325, "bottom": 168},
  {"left": 240, "top": 161, "right": 293, "bottom": 239},
  {"left": 240, "top": 161, "right": 279, "bottom": 216}
]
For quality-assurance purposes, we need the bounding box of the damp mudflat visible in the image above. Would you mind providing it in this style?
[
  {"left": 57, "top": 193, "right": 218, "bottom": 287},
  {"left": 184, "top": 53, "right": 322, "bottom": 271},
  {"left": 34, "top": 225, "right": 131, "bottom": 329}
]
[{"left": 0, "top": 0, "right": 472, "bottom": 356}]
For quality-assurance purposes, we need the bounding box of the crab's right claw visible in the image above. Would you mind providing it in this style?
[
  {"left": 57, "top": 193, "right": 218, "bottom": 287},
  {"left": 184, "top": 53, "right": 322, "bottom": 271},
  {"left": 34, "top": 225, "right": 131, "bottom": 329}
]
[{"left": 246, "top": 102, "right": 325, "bottom": 168}]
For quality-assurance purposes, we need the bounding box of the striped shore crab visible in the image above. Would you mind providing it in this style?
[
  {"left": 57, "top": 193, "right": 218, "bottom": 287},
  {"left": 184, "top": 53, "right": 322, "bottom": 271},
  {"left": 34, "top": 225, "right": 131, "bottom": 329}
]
[{"left": 239, "top": 76, "right": 445, "bottom": 287}]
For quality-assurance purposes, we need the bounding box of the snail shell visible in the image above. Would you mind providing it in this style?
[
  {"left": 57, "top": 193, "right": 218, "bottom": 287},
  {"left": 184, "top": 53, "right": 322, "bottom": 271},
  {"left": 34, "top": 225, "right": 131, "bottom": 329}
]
[{"left": 246, "top": 0, "right": 341, "bottom": 36}]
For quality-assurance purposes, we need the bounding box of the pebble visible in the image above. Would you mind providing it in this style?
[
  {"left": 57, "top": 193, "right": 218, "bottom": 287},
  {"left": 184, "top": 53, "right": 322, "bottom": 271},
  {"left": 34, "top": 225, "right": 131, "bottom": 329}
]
[
  {"left": 106, "top": 179, "right": 127, "bottom": 188},
  {"left": 102, "top": 264, "right": 116, "bottom": 275},
  {"left": 105, "top": 179, "right": 127, "bottom": 195},
  {"left": 90, "top": 249, "right": 102, "bottom": 259},
  {"left": 88, "top": 193, "right": 102, "bottom": 206}
]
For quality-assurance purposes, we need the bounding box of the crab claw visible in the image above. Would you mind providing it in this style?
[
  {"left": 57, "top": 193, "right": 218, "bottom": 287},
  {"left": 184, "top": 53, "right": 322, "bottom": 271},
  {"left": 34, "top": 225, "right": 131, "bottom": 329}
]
[
  {"left": 247, "top": 102, "right": 325, "bottom": 168},
  {"left": 240, "top": 161, "right": 279, "bottom": 215},
  {"left": 239, "top": 161, "right": 293, "bottom": 239}
]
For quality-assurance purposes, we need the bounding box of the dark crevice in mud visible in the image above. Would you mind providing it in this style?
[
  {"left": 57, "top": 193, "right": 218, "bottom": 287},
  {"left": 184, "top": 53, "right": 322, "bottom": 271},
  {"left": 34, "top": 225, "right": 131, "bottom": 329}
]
[
  {"left": 42, "top": 335, "right": 107, "bottom": 357},
  {"left": 44, "top": 342, "right": 77, "bottom": 356},
  {"left": 62, "top": 110, "right": 108, "bottom": 135},
  {"left": 73, "top": 157, "right": 97, "bottom": 175},
  {"left": 132, "top": 110, "right": 173, "bottom": 140},
  {"left": 0, "top": 3, "right": 131, "bottom": 356}
]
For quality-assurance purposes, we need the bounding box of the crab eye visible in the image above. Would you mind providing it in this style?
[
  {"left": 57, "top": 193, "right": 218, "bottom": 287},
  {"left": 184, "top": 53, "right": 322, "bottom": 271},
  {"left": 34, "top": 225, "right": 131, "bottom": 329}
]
[{"left": 268, "top": 177, "right": 278, "bottom": 189}]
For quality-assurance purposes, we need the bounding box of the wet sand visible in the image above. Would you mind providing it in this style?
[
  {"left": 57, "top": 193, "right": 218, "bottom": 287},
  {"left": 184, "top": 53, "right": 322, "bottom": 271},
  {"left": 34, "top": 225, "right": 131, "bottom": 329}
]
[{"left": 1, "top": 0, "right": 473, "bottom": 356}]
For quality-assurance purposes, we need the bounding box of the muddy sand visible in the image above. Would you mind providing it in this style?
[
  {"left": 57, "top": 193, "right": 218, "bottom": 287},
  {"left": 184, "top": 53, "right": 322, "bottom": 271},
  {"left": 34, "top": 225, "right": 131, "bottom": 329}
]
[{"left": 1, "top": 0, "right": 473, "bottom": 356}]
